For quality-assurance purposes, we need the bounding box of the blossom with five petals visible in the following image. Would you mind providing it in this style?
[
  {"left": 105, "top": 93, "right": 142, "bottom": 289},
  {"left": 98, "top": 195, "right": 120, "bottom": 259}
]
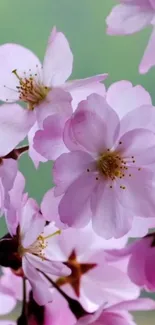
[
  {"left": 41, "top": 223, "right": 139, "bottom": 312},
  {"left": 52, "top": 94, "right": 155, "bottom": 238},
  {"left": 3, "top": 174, "right": 70, "bottom": 305},
  {"left": 0, "top": 27, "right": 107, "bottom": 166}
]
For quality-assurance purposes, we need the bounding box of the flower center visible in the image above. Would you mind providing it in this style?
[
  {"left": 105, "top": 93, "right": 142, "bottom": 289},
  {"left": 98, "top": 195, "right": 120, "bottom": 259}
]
[
  {"left": 95, "top": 146, "right": 142, "bottom": 189},
  {"left": 12, "top": 69, "right": 50, "bottom": 110},
  {"left": 97, "top": 151, "right": 125, "bottom": 180},
  {"left": 19, "top": 230, "right": 61, "bottom": 261}
]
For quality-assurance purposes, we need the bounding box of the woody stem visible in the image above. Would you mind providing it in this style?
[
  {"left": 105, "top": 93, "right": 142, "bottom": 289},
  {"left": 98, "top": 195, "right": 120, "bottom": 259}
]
[
  {"left": 3, "top": 145, "right": 29, "bottom": 160},
  {"left": 17, "top": 277, "right": 28, "bottom": 325},
  {"left": 39, "top": 270, "right": 88, "bottom": 320}
]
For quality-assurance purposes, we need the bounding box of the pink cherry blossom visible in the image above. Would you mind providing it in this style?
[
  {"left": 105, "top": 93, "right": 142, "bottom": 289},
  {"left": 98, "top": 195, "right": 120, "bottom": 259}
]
[
  {"left": 33, "top": 79, "right": 155, "bottom": 164},
  {"left": 76, "top": 298, "right": 155, "bottom": 325},
  {"left": 106, "top": 1, "right": 155, "bottom": 73},
  {"left": 53, "top": 93, "right": 155, "bottom": 238},
  {"left": 4, "top": 180, "right": 71, "bottom": 305},
  {"left": 42, "top": 223, "right": 139, "bottom": 312},
  {"left": 0, "top": 27, "right": 107, "bottom": 167},
  {"left": 0, "top": 27, "right": 107, "bottom": 110},
  {"left": 104, "top": 80, "right": 155, "bottom": 236}
]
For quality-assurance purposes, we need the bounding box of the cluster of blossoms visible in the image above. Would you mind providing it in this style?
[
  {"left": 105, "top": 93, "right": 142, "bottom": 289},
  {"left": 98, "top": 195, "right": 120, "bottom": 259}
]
[{"left": 1, "top": 1, "right": 155, "bottom": 324}]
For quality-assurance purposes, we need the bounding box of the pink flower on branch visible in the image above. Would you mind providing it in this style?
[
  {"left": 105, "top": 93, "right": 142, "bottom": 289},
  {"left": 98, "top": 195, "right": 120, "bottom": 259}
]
[
  {"left": 43, "top": 224, "right": 139, "bottom": 313},
  {"left": 1, "top": 176, "right": 71, "bottom": 305},
  {"left": 53, "top": 94, "right": 155, "bottom": 239},
  {"left": 106, "top": 0, "right": 155, "bottom": 73}
]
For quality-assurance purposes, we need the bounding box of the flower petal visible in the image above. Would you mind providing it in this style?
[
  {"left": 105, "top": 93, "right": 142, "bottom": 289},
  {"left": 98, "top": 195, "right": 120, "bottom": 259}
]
[
  {"left": 0, "top": 289, "right": 16, "bottom": 315},
  {"left": 36, "top": 88, "right": 72, "bottom": 127},
  {"left": 117, "top": 129, "right": 155, "bottom": 165},
  {"left": 82, "top": 263, "right": 139, "bottom": 309},
  {"left": 22, "top": 257, "right": 53, "bottom": 305},
  {"left": 63, "top": 74, "right": 107, "bottom": 110},
  {"left": 120, "top": 105, "right": 155, "bottom": 136},
  {"left": 71, "top": 94, "right": 120, "bottom": 153},
  {"left": 0, "top": 159, "right": 17, "bottom": 191},
  {"left": 63, "top": 118, "right": 84, "bottom": 151},
  {"left": 110, "top": 298, "right": 155, "bottom": 312},
  {"left": 1, "top": 267, "right": 30, "bottom": 302},
  {"left": 116, "top": 168, "right": 155, "bottom": 217},
  {"left": 106, "top": 81, "right": 152, "bottom": 119},
  {"left": 144, "top": 247, "right": 155, "bottom": 289},
  {"left": 0, "top": 104, "right": 35, "bottom": 156},
  {"left": 4, "top": 171, "right": 25, "bottom": 235},
  {"left": 28, "top": 122, "right": 47, "bottom": 169},
  {"left": 53, "top": 151, "right": 95, "bottom": 196},
  {"left": 25, "top": 253, "right": 70, "bottom": 276},
  {"left": 92, "top": 182, "right": 133, "bottom": 239},
  {"left": 129, "top": 216, "right": 155, "bottom": 237},
  {"left": 0, "top": 43, "right": 41, "bottom": 102},
  {"left": 106, "top": 4, "right": 153, "bottom": 35},
  {"left": 139, "top": 27, "right": 155, "bottom": 73},
  {"left": 41, "top": 188, "right": 66, "bottom": 228},
  {"left": 43, "top": 27, "right": 73, "bottom": 86},
  {"left": 19, "top": 198, "right": 44, "bottom": 248},
  {"left": 33, "top": 114, "right": 68, "bottom": 161},
  {"left": 58, "top": 173, "right": 97, "bottom": 227}
]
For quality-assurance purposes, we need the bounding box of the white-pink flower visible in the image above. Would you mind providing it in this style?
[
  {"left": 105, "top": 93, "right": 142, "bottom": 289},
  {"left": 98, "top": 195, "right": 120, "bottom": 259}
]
[
  {"left": 4, "top": 175, "right": 70, "bottom": 305},
  {"left": 106, "top": 0, "right": 155, "bottom": 73},
  {"left": 42, "top": 223, "right": 140, "bottom": 312},
  {"left": 0, "top": 27, "right": 107, "bottom": 166},
  {"left": 52, "top": 93, "right": 155, "bottom": 239}
]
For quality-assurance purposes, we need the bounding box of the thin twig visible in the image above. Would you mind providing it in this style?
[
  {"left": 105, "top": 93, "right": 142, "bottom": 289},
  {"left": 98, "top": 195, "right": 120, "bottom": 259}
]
[
  {"left": 39, "top": 270, "right": 88, "bottom": 319},
  {"left": 4, "top": 145, "right": 29, "bottom": 160},
  {"left": 17, "top": 277, "right": 28, "bottom": 325}
]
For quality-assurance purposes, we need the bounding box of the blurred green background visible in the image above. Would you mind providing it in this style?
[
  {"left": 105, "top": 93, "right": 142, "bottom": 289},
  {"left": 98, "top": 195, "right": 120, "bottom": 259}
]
[{"left": 0, "top": 0, "right": 155, "bottom": 323}]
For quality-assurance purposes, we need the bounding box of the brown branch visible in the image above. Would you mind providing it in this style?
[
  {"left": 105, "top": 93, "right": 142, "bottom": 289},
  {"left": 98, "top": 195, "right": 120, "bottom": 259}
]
[
  {"left": 3, "top": 145, "right": 29, "bottom": 160},
  {"left": 39, "top": 270, "right": 88, "bottom": 320}
]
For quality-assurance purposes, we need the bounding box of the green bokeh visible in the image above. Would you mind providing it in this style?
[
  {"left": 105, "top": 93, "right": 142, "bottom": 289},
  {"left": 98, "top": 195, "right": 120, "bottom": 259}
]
[{"left": 0, "top": 1, "right": 155, "bottom": 323}]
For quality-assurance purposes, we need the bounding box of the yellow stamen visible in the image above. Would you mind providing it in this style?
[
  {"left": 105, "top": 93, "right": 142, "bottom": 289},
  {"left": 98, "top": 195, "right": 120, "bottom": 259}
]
[
  {"left": 19, "top": 229, "right": 61, "bottom": 261},
  {"left": 12, "top": 69, "right": 22, "bottom": 81},
  {"left": 43, "top": 230, "right": 61, "bottom": 240},
  {"left": 12, "top": 69, "right": 50, "bottom": 110}
]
